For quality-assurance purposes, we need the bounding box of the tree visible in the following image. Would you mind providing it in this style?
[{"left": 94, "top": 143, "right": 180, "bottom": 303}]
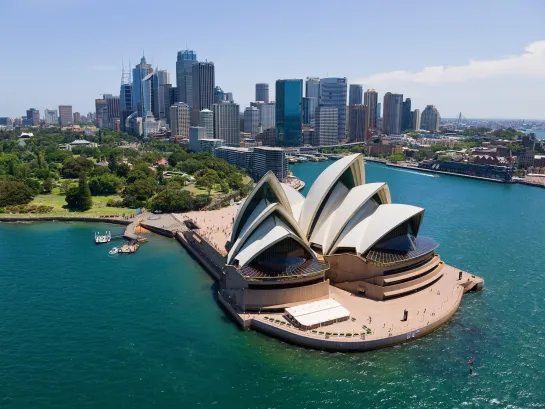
[
  {"left": 122, "top": 178, "right": 156, "bottom": 208},
  {"left": 42, "top": 177, "right": 54, "bottom": 194},
  {"left": 65, "top": 172, "right": 93, "bottom": 211},
  {"left": 61, "top": 156, "right": 94, "bottom": 178},
  {"left": 197, "top": 169, "right": 220, "bottom": 197},
  {"left": 388, "top": 153, "right": 405, "bottom": 162},
  {"left": 89, "top": 173, "right": 122, "bottom": 195},
  {"left": 0, "top": 180, "right": 35, "bottom": 206},
  {"left": 59, "top": 180, "right": 72, "bottom": 194}
]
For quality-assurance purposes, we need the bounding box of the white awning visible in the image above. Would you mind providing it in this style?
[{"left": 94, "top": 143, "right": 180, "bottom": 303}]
[{"left": 285, "top": 299, "right": 350, "bottom": 328}]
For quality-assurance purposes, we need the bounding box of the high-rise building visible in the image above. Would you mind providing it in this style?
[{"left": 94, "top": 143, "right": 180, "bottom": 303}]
[
  {"left": 106, "top": 95, "right": 120, "bottom": 128},
  {"left": 95, "top": 98, "right": 107, "bottom": 127},
  {"left": 382, "top": 92, "right": 403, "bottom": 135},
  {"left": 199, "top": 109, "right": 214, "bottom": 139},
  {"left": 192, "top": 62, "right": 215, "bottom": 124},
  {"left": 214, "top": 86, "right": 225, "bottom": 103},
  {"left": 120, "top": 82, "right": 133, "bottom": 131},
  {"left": 421, "top": 105, "right": 441, "bottom": 131},
  {"left": 255, "top": 83, "right": 269, "bottom": 103},
  {"left": 44, "top": 109, "right": 58, "bottom": 125},
  {"left": 213, "top": 102, "right": 240, "bottom": 146},
  {"left": 275, "top": 79, "right": 303, "bottom": 147},
  {"left": 316, "top": 105, "right": 338, "bottom": 146},
  {"left": 243, "top": 106, "right": 260, "bottom": 137},
  {"left": 132, "top": 55, "right": 153, "bottom": 116},
  {"left": 26, "top": 108, "right": 40, "bottom": 126},
  {"left": 412, "top": 109, "right": 421, "bottom": 130},
  {"left": 142, "top": 72, "right": 154, "bottom": 116},
  {"left": 402, "top": 98, "right": 412, "bottom": 132},
  {"left": 364, "top": 89, "right": 378, "bottom": 130},
  {"left": 176, "top": 50, "right": 197, "bottom": 106},
  {"left": 73, "top": 112, "right": 81, "bottom": 124},
  {"left": 255, "top": 102, "right": 275, "bottom": 130},
  {"left": 319, "top": 77, "right": 347, "bottom": 141},
  {"left": 58, "top": 105, "right": 73, "bottom": 126},
  {"left": 169, "top": 102, "right": 191, "bottom": 139},
  {"left": 305, "top": 77, "right": 320, "bottom": 99},
  {"left": 153, "top": 69, "right": 170, "bottom": 120},
  {"left": 302, "top": 97, "right": 318, "bottom": 126},
  {"left": 349, "top": 84, "right": 363, "bottom": 105},
  {"left": 224, "top": 92, "right": 233, "bottom": 102},
  {"left": 348, "top": 104, "right": 368, "bottom": 142},
  {"left": 377, "top": 102, "right": 381, "bottom": 120},
  {"left": 189, "top": 126, "right": 206, "bottom": 152},
  {"left": 163, "top": 84, "right": 173, "bottom": 124},
  {"left": 253, "top": 147, "right": 288, "bottom": 182}
]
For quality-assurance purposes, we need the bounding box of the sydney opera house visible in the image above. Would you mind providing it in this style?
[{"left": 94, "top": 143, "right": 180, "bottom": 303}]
[{"left": 218, "top": 153, "right": 482, "bottom": 350}]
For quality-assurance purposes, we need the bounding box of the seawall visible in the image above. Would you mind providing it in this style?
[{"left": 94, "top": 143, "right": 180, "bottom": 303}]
[{"left": 0, "top": 216, "right": 131, "bottom": 226}]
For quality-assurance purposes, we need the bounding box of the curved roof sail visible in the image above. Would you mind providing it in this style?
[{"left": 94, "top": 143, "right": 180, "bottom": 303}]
[{"left": 298, "top": 154, "right": 365, "bottom": 239}]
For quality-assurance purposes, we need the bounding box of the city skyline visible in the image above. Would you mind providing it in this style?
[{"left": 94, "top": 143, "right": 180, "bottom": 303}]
[{"left": 1, "top": 0, "right": 544, "bottom": 119}]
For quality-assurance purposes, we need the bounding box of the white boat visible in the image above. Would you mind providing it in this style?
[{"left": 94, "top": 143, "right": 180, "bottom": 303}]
[{"left": 109, "top": 247, "right": 119, "bottom": 255}]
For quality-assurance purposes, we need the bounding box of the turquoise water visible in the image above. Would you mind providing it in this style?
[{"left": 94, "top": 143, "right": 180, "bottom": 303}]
[{"left": 1, "top": 162, "right": 545, "bottom": 408}]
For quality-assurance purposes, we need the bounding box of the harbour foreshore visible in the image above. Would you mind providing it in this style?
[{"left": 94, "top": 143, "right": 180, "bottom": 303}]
[{"left": 0, "top": 210, "right": 484, "bottom": 352}]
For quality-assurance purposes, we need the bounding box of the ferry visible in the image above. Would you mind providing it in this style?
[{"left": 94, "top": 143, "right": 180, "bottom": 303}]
[{"left": 95, "top": 231, "right": 111, "bottom": 244}]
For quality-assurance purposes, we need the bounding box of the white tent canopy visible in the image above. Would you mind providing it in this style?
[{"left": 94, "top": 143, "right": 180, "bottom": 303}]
[{"left": 285, "top": 299, "right": 350, "bottom": 329}]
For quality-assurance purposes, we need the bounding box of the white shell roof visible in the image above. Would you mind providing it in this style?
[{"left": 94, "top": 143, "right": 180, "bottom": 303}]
[
  {"left": 280, "top": 183, "right": 305, "bottom": 221},
  {"left": 320, "top": 183, "right": 390, "bottom": 254},
  {"left": 226, "top": 153, "right": 429, "bottom": 268},
  {"left": 298, "top": 154, "right": 364, "bottom": 238},
  {"left": 234, "top": 215, "right": 314, "bottom": 267},
  {"left": 334, "top": 204, "right": 424, "bottom": 255},
  {"left": 227, "top": 201, "right": 307, "bottom": 265}
]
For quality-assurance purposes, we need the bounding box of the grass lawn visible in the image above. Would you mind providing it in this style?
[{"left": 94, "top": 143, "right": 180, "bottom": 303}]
[
  {"left": 183, "top": 184, "right": 222, "bottom": 197},
  {"left": 4, "top": 187, "right": 134, "bottom": 217}
]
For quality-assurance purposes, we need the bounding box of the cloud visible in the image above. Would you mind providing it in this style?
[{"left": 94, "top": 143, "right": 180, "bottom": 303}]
[
  {"left": 89, "top": 65, "right": 117, "bottom": 72},
  {"left": 358, "top": 41, "right": 545, "bottom": 86}
]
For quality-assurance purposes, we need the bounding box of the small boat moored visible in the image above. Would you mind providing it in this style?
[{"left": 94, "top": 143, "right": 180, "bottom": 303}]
[{"left": 109, "top": 247, "right": 119, "bottom": 255}]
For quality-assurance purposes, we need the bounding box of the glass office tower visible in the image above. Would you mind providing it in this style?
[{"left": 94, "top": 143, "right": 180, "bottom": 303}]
[{"left": 275, "top": 79, "right": 303, "bottom": 147}]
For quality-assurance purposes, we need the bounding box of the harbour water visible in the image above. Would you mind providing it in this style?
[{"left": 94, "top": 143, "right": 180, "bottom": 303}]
[{"left": 1, "top": 162, "right": 544, "bottom": 408}]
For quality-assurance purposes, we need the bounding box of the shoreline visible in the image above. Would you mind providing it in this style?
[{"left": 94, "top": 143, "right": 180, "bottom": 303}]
[{"left": 0, "top": 215, "right": 132, "bottom": 225}]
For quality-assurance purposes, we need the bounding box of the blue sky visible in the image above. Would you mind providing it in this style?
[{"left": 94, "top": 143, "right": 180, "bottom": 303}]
[{"left": 1, "top": 0, "right": 544, "bottom": 119}]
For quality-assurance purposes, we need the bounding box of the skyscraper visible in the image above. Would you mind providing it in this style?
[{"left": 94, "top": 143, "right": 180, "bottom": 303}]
[
  {"left": 73, "top": 112, "right": 81, "bottom": 124},
  {"left": 191, "top": 62, "right": 215, "bottom": 124},
  {"left": 275, "top": 79, "right": 303, "bottom": 147},
  {"left": 305, "top": 77, "right": 320, "bottom": 99},
  {"left": 199, "top": 109, "right": 214, "bottom": 139},
  {"left": 153, "top": 69, "right": 170, "bottom": 120},
  {"left": 224, "top": 92, "right": 233, "bottom": 102},
  {"left": 253, "top": 102, "right": 275, "bottom": 130},
  {"left": 142, "top": 72, "right": 154, "bottom": 116},
  {"left": 349, "top": 84, "right": 363, "bottom": 105},
  {"left": 243, "top": 106, "right": 260, "bottom": 137},
  {"left": 348, "top": 104, "right": 368, "bottom": 142},
  {"left": 213, "top": 102, "right": 240, "bottom": 146},
  {"left": 169, "top": 102, "right": 191, "bottom": 138},
  {"left": 214, "top": 86, "right": 225, "bottom": 103},
  {"left": 95, "top": 98, "right": 107, "bottom": 127},
  {"left": 176, "top": 50, "right": 197, "bottom": 106},
  {"left": 58, "top": 105, "right": 73, "bottom": 126},
  {"left": 364, "top": 89, "right": 378, "bottom": 130},
  {"left": 132, "top": 55, "right": 153, "bottom": 116},
  {"left": 316, "top": 106, "right": 338, "bottom": 146},
  {"left": 302, "top": 97, "right": 318, "bottom": 126},
  {"left": 412, "top": 109, "right": 421, "bottom": 130},
  {"left": 420, "top": 105, "right": 441, "bottom": 131},
  {"left": 319, "top": 77, "right": 347, "bottom": 141},
  {"left": 189, "top": 126, "right": 206, "bottom": 152},
  {"left": 26, "top": 108, "right": 40, "bottom": 126},
  {"left": 120, "top": 82, "right": 133, "bottom": 130},
  {"left": 402, "top": 98, "right": 412, "bottom": 132},
  {"left": 255, "top": 83, "right": 269, "bottom": 103},
  {"left": 44, "top": 109, "right": 58, "bottom": 125},
  {"left": 106, "top": 95, "right": 120, "bottom": 128},
  {"left": 382, "top": 92, "right": 403, "bottom": 135}
]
